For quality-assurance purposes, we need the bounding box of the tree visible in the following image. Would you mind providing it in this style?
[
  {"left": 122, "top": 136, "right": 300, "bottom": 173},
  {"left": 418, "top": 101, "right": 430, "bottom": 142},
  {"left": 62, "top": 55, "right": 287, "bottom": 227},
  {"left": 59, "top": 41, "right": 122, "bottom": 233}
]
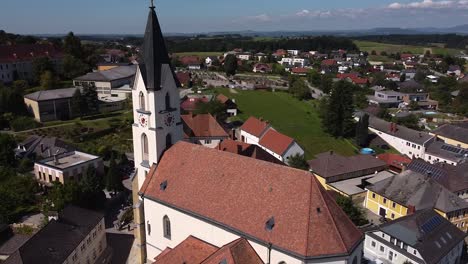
[
  {"left": 224, "top": 54, "right": 238, "bottom": 76},
  {"left": 453, "top": 83, "right": 468, "bottom": 116},
  {"left": 288, "top": 154, "right": 309, "bottom": 170},
  {"left": 400, "top": 73, "right": 406, "bottom": 82},
  {"left": 40, "top": 71, "right": 59, "bottom": 90},
  {"left": 11, "top": 80, "right": 29, "bottom": 92},
  {"left": 322, "top": 81, "right": 355, "bottom": 138},
  {"left": 194, "top": 100, "right": 227, "bottom": 121},
  {"left": 63, "top": 32, "right": 83, "bottom": 58},
  {"left": 81, "top": 86, "right": 99, "bottom": 115},
  {"left": 0, "top": 134, "right": 16, "bottom": 167},
  {"left": 79, "top": 166, "right": 105, "bottom": 209},
  {"left": 0, "top": 175, "right": 39, "bottom": 223},
  {"left": 408, "top": 100, "right": 419, "bottom": 110},
  {"left": 63, "top": 54, "right": 88, "bottom": 79},
  {"left": 70, "top": 89, "right": 83, "bottom": 117},
  {"left": 335, "top": 195, "right": 369, "bottom": 226},
  {"left": 307, "top": 69, "right": 321, "bottom": 87},
  {"left": 106, "top": 156, "right": 123, "bottom": 194},
  {"left": 414, "top": 70, "right": 427, "bottom": 83},
  {"left": 32, "top": 57, "right": 54, "bottom": 82},
  {"left": 355, "top": 113, "right": 369, "bottom": 147},
  {"left": 289, "top": 79, "right": 310, "bottom": 100},
  {"left": 319, "top": 74, "right": 333, "bottom": 94},
  {"left": 371, "top": 50, "right": 377, "bottom": 55}
]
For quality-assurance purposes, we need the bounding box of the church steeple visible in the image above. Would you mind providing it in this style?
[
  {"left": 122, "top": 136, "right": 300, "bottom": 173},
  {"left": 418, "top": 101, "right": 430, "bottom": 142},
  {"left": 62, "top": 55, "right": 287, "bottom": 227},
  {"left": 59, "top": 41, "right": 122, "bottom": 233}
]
[{"left": 140, "top": 1, "right": 171, "bottom": 90}]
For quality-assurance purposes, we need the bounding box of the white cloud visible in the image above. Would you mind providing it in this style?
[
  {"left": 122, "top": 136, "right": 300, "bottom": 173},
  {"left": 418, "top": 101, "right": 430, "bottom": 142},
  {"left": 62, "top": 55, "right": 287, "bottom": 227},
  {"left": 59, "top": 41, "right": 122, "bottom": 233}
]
[
  {"left": 296, "top": 9, "right": 310, "bottom": 17},
  {"left": 386, "top": 0, "right": 468, "bottom": 9}
]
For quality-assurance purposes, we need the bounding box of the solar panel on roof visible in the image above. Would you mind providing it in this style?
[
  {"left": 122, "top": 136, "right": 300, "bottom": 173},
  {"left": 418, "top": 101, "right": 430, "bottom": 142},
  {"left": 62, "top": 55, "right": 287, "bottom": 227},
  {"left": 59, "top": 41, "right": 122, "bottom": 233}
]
[
  {"left": 408, "top": 161, "right": 446, "bottom": 180},
  {"left": 421, "top": 216, "right": 443, "bottom": 234}
]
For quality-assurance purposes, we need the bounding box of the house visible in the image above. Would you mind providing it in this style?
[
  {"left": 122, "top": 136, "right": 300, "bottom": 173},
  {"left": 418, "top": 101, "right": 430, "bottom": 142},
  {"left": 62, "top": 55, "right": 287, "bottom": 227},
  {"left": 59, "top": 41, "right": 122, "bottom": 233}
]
[
  {"left": 73, "top": 65, "right": 136, "bottom": 99},
  {"left": 180, "top": 56, "right": 202, "bottom": 70},
  {"left": 367, "top": 90, "right": 404, "bottom": 108},
  {"left": 447, "top": 65, "right": 462, "bottom": 77},
  {"left": 176, "top": 72, "right": 191, "bottom": 88},
  {"left": 96, "top": 62, "right": 133, "bottom": 71},
  {"left": 401, "top": 69, "right": 417, "bottom": 80},
  {"left": 287, "top": 49, "right": 300, "bottom": 56},
  {"left": 257, "top": 128, "right": 304, "bottom": 163},
  {"left": 182, "top": 114, "right": 229, "bottom": 148},
  {"left": 400, "top": 53, "right": 416, "bottom": 61},
  {"left": 431, "top": 123, "right": 468, "bottom": 149},
  {"left": 0, "top": 44, "right": 63, "bottom": 83},
  {"left": 279, "top": 57, "right": 309, "bottom": 68},
  {"left": 3, "top": 206, "right": 110, "bottom": 264},
  {"left": 401, "top": 92, "right": 438, "bottom": 110},
  {"left": 14, "top": 135, "right": 75, "bottom": 160},
  {"left": 154, "top": 236, "right": 264, "bottom": 264},
  {"left": 236, "top": 53, "right": 252, "bottom": 61},
  {"left": 364, "top": 169, "right": 468, "bottom": 231},
  {"left": 426, "top": 75, "right": 439, "bottom": 83},
  {"left": 216, "top": 94, "right": 237, "bottom": 116},
  {"left": 423, "top": 140, "right": 468, "bottom": 166},
  {"left": 367, "top": 116, "right": 434, "bottom": 159},
  {"left": 34, "top": 151, "right": 104, "bottom": 186},
  {"left": 272, "top": 49, "right": 287, "bottom": 58},
  {"left": 408, "top": 159, "right": 468, "bottom": 200},
  {"left": 239, "top": 117, "right": 271, "bottom": 145},
  {"left": 376, "top": 153, "right": 411, "bottom": 173},
  {"left": 321, "top": 59, "right": 337, "bottom": 71},
  {"left": 217, "top": 139, "right": 283, "bottom": 165},
  {"left": 290, "top": 67, "right": 309, "bottom": 76},
  {"left": 254, "top": 52, "right": 266, "bottom": 61},
  {"left": 403, "top": 61, "right": 418, "bottom": 69},
  {"left": 252, "top": 63, "right": 271, "bottom": 73},
  {"left": 139, "top": 141, "right": 364, "bottom": 264},
  {"left": 204, "top": 56, "right": 218, "bottom": 67},
  {"left": 364, "top": 209, "right": 466, "bottom": 264},
  {"left": 24, "top": 87, "right": 80, "bottom": 122},
  {"left": 308, "top": 151, "right": 388, "bottom": 199}
]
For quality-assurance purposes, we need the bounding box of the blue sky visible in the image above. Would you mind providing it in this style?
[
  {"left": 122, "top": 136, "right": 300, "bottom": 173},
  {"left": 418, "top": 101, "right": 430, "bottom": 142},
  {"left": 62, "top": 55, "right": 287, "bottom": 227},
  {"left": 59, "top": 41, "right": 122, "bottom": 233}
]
[{"left": 1, "top": 0, "right": 467, "bottom": 34}]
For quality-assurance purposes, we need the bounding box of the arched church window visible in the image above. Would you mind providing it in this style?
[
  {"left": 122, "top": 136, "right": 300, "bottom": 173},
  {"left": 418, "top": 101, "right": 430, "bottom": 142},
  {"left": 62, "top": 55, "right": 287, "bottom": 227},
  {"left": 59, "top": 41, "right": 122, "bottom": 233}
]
[
  {"left": 142, "top": 133, "right": 149, "bottom": 162},
  {"left": 165, "top": 92, "right": 171, "bottom": 111},
  {"left": 163, "top": 215, "right": 171, "bottom": 239},
  {"left": 166, "top": 133, "right": 172, "bottom": 149},
  {"left": 139, "top": 92, "right": 146, "bottom": 111}
]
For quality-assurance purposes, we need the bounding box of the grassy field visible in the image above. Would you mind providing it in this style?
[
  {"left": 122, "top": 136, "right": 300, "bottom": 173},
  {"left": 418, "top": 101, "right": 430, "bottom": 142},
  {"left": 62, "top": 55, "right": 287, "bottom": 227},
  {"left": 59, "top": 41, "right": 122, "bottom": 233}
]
[
  {"left": 354, "top": 40, "right": 462, "bottom": 56},
  {"left": 217, "top": 88, "right": 358, "bottom": 158},
  {"left": 175, "top": 52, "right": 222, "bottom": 57}
]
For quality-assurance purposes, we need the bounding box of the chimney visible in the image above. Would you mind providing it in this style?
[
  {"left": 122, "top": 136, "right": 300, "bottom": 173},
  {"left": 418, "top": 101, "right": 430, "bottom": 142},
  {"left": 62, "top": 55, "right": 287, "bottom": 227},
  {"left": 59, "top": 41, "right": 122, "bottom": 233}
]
[
  {"left": 407, "top": 205, "right": 416, "bottom": 214},
  {"left": 53, "top": 155, "right": 59, "bottom": 165}
]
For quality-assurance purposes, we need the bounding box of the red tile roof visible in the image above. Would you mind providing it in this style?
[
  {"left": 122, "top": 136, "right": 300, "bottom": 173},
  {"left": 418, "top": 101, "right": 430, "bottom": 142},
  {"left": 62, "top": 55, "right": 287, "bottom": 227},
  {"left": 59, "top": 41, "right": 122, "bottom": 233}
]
[
  {"left": 176, "top": 72, "right": 191, "bottom": 86},
  {"left": 377, "top": 153, "right": 411, "bottom": 172},
  {"left": 253, "top": 63, "right": 272, "bottom": 72},
  {"left": 321, "top": 59, "right": 337, "bottom": 66},
  {"left": 217, "top": 139, "right": 284, "bottom": 165},
  {"left": 0, "top": 44, "right": 63, "bottom": 63},
  {"left": 350, "top": 77, "right": 368, "bottom": 85},
  {"left": 216, "top": 94, "right": 230, "bottom": 104},
  {"left": 337, "top": 73, "right": 359, "bottom": 79},
  {"left": 180, "top": 97, "right": 210, "bottom": 112},
  {"left": 182, "top": 114, "right": 229, "bottom": 138},
  {"left": 258, "top": 129, "right": 295, "bottom": 156},
  {"left": 140, "top": 142, "right": 363, "bottom": 259},
  {"left": 201, "top": 238, "right": 264, "bottom": 264},
  {"left": 291, "top": 67, "right": 309, "bottom": 74},
  {"left": 239, "top": 117, "right": 270, "bottom": 138},
  {"left": 180, "top": 56, "right": 201, "bottom": 65},
  {"left": 153, "top": 236, "right": 219, "bottom": 264}
]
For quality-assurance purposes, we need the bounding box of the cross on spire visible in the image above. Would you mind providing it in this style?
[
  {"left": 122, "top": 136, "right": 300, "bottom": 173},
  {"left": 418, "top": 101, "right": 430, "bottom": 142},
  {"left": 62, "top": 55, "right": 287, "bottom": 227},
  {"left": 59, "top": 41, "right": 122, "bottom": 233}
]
[{"left": 150, "top": 0, "right": 155, "bottom": 9}]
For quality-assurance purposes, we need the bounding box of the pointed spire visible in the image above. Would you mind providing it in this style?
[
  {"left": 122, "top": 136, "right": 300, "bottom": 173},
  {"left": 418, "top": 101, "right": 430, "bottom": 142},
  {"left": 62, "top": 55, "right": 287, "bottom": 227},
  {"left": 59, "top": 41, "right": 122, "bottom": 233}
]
[{"left": 140, "top": 1, "right": 171, "bottom": 90}]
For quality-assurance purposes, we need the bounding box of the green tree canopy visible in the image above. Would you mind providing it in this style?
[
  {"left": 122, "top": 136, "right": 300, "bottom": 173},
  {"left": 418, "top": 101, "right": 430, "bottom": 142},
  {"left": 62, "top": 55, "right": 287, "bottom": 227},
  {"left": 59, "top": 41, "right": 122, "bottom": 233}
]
[
  {"left": 287, "top": 154, "right": 309, "bottom": 170},
  {"left": 105, "top": 155, "right": 123, "bottom": 194},
  {"left": 63, "top": 54, "right": 89, "bottom": 79},
  {"left": 322, "top": 81, "right": 355, "bottom": 138},
  {"left": 194, "top": 100, "right": 227, "bottom": 121},
  {"left": 335, "top": 195, "right": 369, "bottom": 226},
  {"left": 63, "top": 32, "right": 83, "bottom": 58},
  {"left": 224, "top": 54, "right": 238, "bottom": 76},
  {"left": 0, "top": 134, "right": 16, "bottom": 167},
  {"left": 289, "top": 79, "right": 310, "bottom": 100},
  {"left": 32, "top": 57, "right": 54, "bottom": 82},
  {"left": 40, "top": 71, "right": 59, "bottom": 90}
]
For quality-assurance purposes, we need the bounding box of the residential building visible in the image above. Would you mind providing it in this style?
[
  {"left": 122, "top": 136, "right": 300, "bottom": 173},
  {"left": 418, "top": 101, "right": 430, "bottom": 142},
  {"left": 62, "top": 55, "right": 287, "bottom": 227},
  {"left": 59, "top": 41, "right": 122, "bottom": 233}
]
[
  {"left": 73, "top": 65, "right": 137, "bottom": 100},
  {"left": 432, "top": 123, "right": 468, "bottom": 149},
  {"left": 364, "top": 169, "right": 468, "bottom": 231},
  {"left": 367, "top": 116, "right": 434, "bottom": 159},
  {"left": 287, "top": 49, "right": 300, "bottom": 56},
  {"left": 139, "top": 141, "right": 364, "bottom": 264},
  {"left": 279, "top": 57, "right": 309, "bottom": 68},
  {"left": 402, "top": 92, "right": 438, "bottom": 110},
  {"left": 423, "top": 140, "right": 468, "bottom": 166},
  {"left": 376, "top": 153, "right": 411, "bottom": 173},
  {"left": 154, "top": 236, "right": 264, "bottom": 264},
  {"left": 182, "top": 114, "right": 229, "bottom": 148},
  {"left": 367, "top": 90, "right": 404, "bottom": 108},
  {"left": 204, "top": 56, "right": 218, "bottom": 67},
  {"left": 272, "top": 49, "right": 287, "bottom": 58},
  {"left": 216, "top": 94, "right": 237, "bottom": 116},
  {"left": 447, "top": 65, "right": 462, "bottom": 77},
  {"left": 180, "top": 95, "right": 211, "bottom": 113},
  {"left": 364, "top": 209, "right": 466, "bottom": 264},
  {"left": 14, "top": 135, "right": 75, "bottom": 160},
  {"left": 254, "top": 52, "right": 266, "bottom": 61},
  {"left": 236, "top": 53, "right": 252, "bottom": 61},
  {"left": 217, "top": 139, "right": 283, "bottom": 165},
  {"left": 180, "top": 56, "right": 201, "bottom": 70},
  {"left": 24, "top": 87, "right": 79, "bottom": 122},
  {"left": 0, "top": 44, "right": 63, "bottom": 83},
  {"left": 3, "top": 206, "right": 110, "bottom": 264},
  {"left": 252, "top": 63, "right": 271, "bottom": 73},
  {"left": 175, "top": 71, "right": 191, "bottom": 88},
  {"left": 401, "top": 69, "right": 417, "bottom": 80},
  {"left": 290, "top": 67, "right": 309, "bottom": 76},
  {"left": 308, "top": 151, "right": 388, "bottom": 199},
  {"left": 96, "top": 62, "right": 133, "bottom": 71},
  {"left": 34, "top": 151, "right": 104, "bottom": 186},
  {"left": 239, "top": 116, "right": 271, "bottom": 145},
  {"left": 408, "top": 159, "right": 468, "bottom": 200}
]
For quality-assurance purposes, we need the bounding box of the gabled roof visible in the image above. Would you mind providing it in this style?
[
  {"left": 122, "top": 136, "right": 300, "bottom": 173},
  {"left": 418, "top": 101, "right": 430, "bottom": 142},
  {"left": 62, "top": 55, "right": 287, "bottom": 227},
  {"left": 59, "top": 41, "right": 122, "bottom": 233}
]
[
  {"left": 374, "top": 209, "right": 466, "bottom": 264},
  {"left": 74, "top": 65, "right": 136, "bottom": 82},
  {"left": 367, "top": 170, "right": 468, "bottom": 213},
  {"left": 239, "top": 117, "right": 270, "bottom": 138},
  {"left": 153, "top": 236, "right": 219, "bottom": 264},
  {"left": 140, "top": 142, "right": 363, "bottom": 259},
  {"left": 0, "top": 44, "right": 63, "bottom": 63},
  {"left": 308, "top": 152, "right": 387, "bottom": 179},
  {"left": 258, "top": 129, "right": 295, "bottom": 156},
  {"left": 432, "top": 123, "right": 468, "bottom": 145},
  {"left": 201, "top": 238, "right": 264, "bottom": 264},
  {"left": 24, "top": 88, "right": 78, "bottom": 102},
  {"left": 182, "top": 114, "right": 228, "bottom": 138},
  {"left": 368, "top": 116, "right": 434, "bottom": 145},
  {"left": 377, "top": 153, "right": 411, "bottom": 171},
  {"left": 217, "top": 139, "right": 284, "bottom": 165}
]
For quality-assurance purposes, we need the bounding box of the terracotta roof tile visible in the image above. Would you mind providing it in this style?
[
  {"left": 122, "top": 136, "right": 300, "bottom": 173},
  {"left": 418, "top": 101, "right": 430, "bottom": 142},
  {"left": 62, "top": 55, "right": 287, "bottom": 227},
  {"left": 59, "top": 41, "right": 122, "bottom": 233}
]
[
  {"left": 291, "top": 67, "right": 309, "bottom": 74},
  {"left": 217, "top": 139, "right": 284, "bottom": 165},
  {"left": 141, "top": 142, "right": 363, "bottom": 259},
  {"left": 377, "top": 153, "right": 411, "bottom": 171},
  {"left": 0, "top": 44, "right": 63, "bottom": 63},
  {"left": 153, "top": 236, "right": 219, "bottom": 264},
  {"left": 216, "top": 94, "right": 230, "bottom": 104},
  {"left": 182, "top": 114, "right": 229, "bottom": 138},
  {"left": 239, "top": 117, "right": 270, "bottom": 138},
  {"left": 258, "top": 129, "right": 294, "bottom": 156},
  {"left": 180, "top": 97, "right": 209, "bottom": 112},
  {"left": 201, "top": 238, "right": 264, "bottom": 264}
]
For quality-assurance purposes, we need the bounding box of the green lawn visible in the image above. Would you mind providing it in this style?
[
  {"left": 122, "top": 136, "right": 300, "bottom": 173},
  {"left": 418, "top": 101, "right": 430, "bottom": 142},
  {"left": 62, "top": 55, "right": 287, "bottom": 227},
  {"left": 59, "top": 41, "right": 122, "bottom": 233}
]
[
  {"left": 354, "top": 40, "right": 462, "bottom": 56},
  {"left": 217, "top": 88, "right": 358, "bottom": 158},
  {"left": 175, "top": 52, "right": 222, "bottom": 57}
]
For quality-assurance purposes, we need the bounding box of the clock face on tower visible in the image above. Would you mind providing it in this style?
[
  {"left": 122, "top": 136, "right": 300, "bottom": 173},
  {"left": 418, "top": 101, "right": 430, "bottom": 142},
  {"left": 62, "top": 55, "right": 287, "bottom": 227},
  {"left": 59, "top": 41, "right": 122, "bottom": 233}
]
[
  {"left": 139, "top": 114, "right": 148, "bottom": 127},
  {"left": 164, "top": 113, "right": 175, "bottom": 127}
]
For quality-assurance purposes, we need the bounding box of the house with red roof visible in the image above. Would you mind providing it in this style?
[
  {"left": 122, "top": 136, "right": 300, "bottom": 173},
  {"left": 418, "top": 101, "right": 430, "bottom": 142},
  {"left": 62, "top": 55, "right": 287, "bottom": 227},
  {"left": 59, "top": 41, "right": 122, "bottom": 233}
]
[
  {"left": 180, "top": 96, "right": 210, "bottom": 112},
  {"left": 252, "top": 63, "right": 272, "bottom": 73},
  {"left": 217, "top": 139, "right": 283, "bottom": 165},
  {"left": 139, "top": 141, "right": 364, "bottom": 264},
  {"left": 291, "top": 67, "right": 309, "bottom": 76},
  {"left": 240, "top": 117, "right": 305, "bottom": 163},
  {"left": 176, "top": 72, "right": 191, "bottom": 88},
  {"left": 216, "top": 94, "right": 238, "bottom": 116},
  {"left": 182, "top": 114, "right": 229, "bottom": 148},
  {"left": 180, "top": 56, "right": 202, "bottom": 70}
]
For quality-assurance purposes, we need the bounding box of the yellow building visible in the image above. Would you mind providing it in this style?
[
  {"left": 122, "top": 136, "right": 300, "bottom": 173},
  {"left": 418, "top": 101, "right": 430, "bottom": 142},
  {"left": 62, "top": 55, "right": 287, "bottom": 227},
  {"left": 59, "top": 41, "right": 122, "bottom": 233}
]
[
  {"left": 431, "top": 123, "right": 468, "bottom": 149},
  {"left": 364, "top": 170, "right": 468, "bottom": 232}
]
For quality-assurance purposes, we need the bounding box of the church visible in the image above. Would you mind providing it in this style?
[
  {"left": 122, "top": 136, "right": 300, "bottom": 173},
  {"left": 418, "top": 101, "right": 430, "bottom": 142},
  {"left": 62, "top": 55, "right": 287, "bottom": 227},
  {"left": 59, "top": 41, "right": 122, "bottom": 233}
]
[{"left": 131, "top": 2, "right": 364, "bottom": 264}]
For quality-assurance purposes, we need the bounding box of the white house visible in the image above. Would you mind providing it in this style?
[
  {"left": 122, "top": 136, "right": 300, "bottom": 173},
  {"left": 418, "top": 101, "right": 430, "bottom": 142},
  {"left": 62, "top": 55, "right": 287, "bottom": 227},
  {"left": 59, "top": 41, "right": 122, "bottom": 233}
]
[
  {"left": 239, "top": 116, "right": 271, "bottom": 145},
  {"left": 139, "top": 142, "right": 364, "bottom": 264},
  {"left": 364, "top": 209, "right": 465, "bottom": 264},
  {"left": 279, "top": 57, "right": 309, "bottom": 68},
  {"left": 236, "top": 53, "right": 252, "bottom": 61},
  {"left": 287, "top": 49, "right": 300, "bottom": 56}
]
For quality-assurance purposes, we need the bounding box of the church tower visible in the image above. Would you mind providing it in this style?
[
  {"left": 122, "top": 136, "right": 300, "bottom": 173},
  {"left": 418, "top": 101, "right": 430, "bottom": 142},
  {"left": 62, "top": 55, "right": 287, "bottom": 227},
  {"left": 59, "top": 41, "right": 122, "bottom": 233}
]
[{"left": 131, "top": 2, "right": 183, "bottom": 263}]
